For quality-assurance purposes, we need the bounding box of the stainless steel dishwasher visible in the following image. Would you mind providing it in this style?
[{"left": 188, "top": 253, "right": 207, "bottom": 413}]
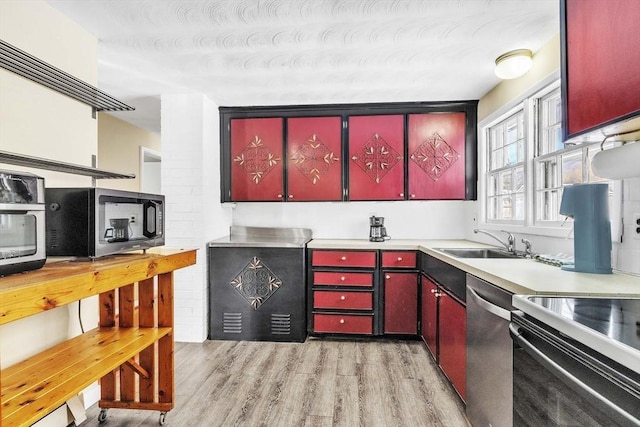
[{"left": 466, "top": 274, "right": 514, "bottom": 427}]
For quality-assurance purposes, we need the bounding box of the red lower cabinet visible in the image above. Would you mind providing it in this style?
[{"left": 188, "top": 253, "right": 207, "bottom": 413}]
[
  {"left": 313, "top": 313, "right": 373, "bottom": 335},
  {"left": 384, "top": 272, "right": 418, "bottom": 334},
  {"left": 438, "top": 290, "right": 466, "bottom": 401},
  {"left": 421, "top": 275, "right": 438, "bottom": 357},
  {"left": 421, "top": 274, "right": 466, "bottom": 401}
]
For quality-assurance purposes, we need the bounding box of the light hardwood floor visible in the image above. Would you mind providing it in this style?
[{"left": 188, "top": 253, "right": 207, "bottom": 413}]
[{"left": 81, "top": 338, "right": 470, "bottom": 427}]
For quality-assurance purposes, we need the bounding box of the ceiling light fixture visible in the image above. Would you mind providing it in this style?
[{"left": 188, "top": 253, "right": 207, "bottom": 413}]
[{"left": 494, "top": 49, "right": 533, "bottom": 80}]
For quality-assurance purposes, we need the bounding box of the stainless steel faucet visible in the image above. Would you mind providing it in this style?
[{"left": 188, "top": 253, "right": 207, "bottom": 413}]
[
  {"left": 473, "top": 229, "right": 515, "bottom": 253},
  {"left": 521, "top": 238, "right": 533, "bottom": 257}
]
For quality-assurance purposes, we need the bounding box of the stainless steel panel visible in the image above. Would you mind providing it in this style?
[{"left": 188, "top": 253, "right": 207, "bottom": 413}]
[
  {"left": 466, "top": 274, "right": 514, "bottom": 427},
  {"left": 208, "top": 226, "right": 312, "bottom": 248}
]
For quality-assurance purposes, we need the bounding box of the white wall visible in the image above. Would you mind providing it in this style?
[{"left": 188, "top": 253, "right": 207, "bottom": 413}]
[
  {"left": 161, "top": 93, "right": 232, "bottom": 342},
  {"left": 97, "top": 112, "right": 161, "bottom": 192},
  {"left": 232, "top": 200, "right": 474, "bottom": 240},
  {"left": 0, "top": 0, "right": 98, "bottom": 367}
]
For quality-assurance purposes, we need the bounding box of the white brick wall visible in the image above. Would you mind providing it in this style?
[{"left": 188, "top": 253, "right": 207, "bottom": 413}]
[{"left": 161, "top": 93, "right": 232, "bottom": 342}]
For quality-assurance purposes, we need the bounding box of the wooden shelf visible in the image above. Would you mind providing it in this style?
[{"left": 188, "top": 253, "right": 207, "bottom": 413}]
[
  {"left": 0, "top": 248, "right": 197, "bottom": 426},
  {"left": 1, "top": 326, "right": 171, "bottom": 427}
]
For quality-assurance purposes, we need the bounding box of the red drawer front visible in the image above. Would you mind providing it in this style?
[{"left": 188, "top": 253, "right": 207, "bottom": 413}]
[
  {"left": 313, "top": 291, "right": 373, "bottom": 310},
  {"left": 313, "top": 314, "right": 373, "bottom": 335},
  {"left": 381, "top": 251, "right": 416, "bottom": 268},
  {"left": 313, "top": 271, "right": 373, "bottom": 287},
  {"left": 312, "top": 250, "right": 376, "bottom": 267}
]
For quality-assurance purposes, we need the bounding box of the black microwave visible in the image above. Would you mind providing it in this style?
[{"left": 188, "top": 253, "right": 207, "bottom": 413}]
[{"left": 45, "top": 188, "right": 165, "bottom": 258}]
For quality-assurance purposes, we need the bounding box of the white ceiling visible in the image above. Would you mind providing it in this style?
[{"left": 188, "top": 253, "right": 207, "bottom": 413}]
[{"left": 46, "top": 0, "right": 559, "bottom": 133}]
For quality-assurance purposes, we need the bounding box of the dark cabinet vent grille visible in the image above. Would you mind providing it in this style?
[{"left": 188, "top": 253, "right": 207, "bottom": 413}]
[
  {"left": 271, "top": 313, "right": 291, "bottom": 335},
  {"left": 222, "top": 313, "right": 242, "bottom": 333}
]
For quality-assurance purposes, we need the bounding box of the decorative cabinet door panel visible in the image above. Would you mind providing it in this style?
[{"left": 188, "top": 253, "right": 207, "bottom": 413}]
[
  {"left": 383, "top": 272, "right": 418, "bottom": 334},
  {"left": 439, "top": 290, "right": 466, "bottom": 401},
  {"left": 230, "top": 118, "right": 284, "bottom": 201},
  {"left": 287, "top": 117, "right": 342, "bottom": 201},
  {"left": 348, "top": 115, "right": 404, "bottom": 200},
  {"left": 408, "top": 112, "right": 466, "bottom": 200}
]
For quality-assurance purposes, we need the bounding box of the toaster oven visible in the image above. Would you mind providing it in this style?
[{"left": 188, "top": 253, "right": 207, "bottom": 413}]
[{"left": 0, "top": 170, "right": 47, "bottom": 276}]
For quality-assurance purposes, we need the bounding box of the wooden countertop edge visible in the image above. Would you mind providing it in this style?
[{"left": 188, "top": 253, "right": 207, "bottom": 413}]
[{"left": 0, "top": 248, "right": 198, "bottom": 326}]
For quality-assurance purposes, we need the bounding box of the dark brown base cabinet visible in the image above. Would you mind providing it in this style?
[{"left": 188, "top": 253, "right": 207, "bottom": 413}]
[{"left": 420, "top": 273, "right": 467, "bottom": 402}]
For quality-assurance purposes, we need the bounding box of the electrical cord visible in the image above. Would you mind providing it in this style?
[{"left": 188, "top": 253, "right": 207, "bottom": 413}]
[{"left": 78, "top": 300, "right": 85, "bottom": 333}]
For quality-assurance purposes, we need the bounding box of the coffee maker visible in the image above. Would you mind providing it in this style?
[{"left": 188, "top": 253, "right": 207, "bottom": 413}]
[{"left": 369, "top": 216, "right": 390, "bottom": 242}]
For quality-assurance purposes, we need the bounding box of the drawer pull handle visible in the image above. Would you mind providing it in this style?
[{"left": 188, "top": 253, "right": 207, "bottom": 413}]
[
  {"left": 385, "top": 275, "right": 391, "bottom": 279},
  {"left": 340, "top": 256, "right": 347, "bottom": 261},
  {"left": 339, "top": 319, "right": 345, "bottom": 324},
  {"left": 340, "top": 276, "right": 346, "bottom": 281},
  {"left": 397, "top": 257, "right": 403, "bottom": 261},
  {"left": 340, "top": 295, "right": 346, "bottom": 300}
]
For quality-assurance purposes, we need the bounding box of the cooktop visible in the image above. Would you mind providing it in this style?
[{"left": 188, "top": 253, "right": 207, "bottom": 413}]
[{"left": 512, "top": 295, "right": 640, "bottom": 373}]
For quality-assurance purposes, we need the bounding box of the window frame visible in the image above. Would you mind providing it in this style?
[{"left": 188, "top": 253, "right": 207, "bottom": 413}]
[{"left": 477, "top": 72, "right": 622, "bottom": 239}]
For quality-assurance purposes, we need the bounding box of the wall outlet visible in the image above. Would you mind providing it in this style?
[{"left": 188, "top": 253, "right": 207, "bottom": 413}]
[
  {"left": 130, "top": 214, "right": 137, "bottom": 224},
  {"left": 634, "top": 213, "right": 640, "bottom": 240}
]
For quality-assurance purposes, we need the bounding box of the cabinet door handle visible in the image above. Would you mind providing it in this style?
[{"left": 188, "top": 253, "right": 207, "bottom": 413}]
[
  {"left": 277, "top": 194, "right": 283, "bottom": 198},
  {"left": 339, "top": 319, "right": 345, "bottom": 324},
  {"left": 340, "top": 256, "right": 347, "bottom": 261},
  {"left": 410, "top": 194, "right": 416, "bottom": 199},
  {"left": 289, "top": 194, "right": 294, "bottom": 199},
  {"left": 385, "top": 275, "right": 391, "bottom": 279},
  {"left": 399, "top": 192, "right": 405, "bottom": 197},
  {"left": 397, "top": 257, "right": 403, "bottom": 261},
  {"left": 431, "top": 289, "right": 438, "bottom": 294},
  {"left": 340, "top": 295, "right": 346, "bottom": 300}
]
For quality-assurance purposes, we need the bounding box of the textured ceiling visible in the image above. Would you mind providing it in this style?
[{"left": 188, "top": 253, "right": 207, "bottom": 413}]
[{"left": 47, "top": 0, "right": 559, "bottom": 133}]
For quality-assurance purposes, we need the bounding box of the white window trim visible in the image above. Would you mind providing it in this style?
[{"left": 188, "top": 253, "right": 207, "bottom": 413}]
[{"left": 477, "top": 71, "right": 623, "bottom": 240}]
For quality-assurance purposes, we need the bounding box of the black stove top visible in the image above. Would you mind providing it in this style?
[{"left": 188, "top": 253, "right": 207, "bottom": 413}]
[{"left": 513, "top": 295, "right": 640, "bottom": 373}]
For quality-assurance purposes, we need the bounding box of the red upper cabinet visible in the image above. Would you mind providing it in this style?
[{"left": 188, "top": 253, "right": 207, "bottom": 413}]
[
  {"left": 230, "top": 118, "right": 284, "bottom": 201},
  {"left": 287, "top": 116, "right": 342, "bottom": 201},
  {"left": 408, "top": 112, "right": 466, "bottom": 200},
  {"left": 348, "top": 115, "right": 405, "bottom": 200},
  {"left": 562, "top": 0, "right": 640, "bottom": 140}
]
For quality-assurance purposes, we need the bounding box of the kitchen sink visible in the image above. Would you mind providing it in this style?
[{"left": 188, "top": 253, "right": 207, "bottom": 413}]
[{"left": 435, "top": 248, "right": 522, "bottom": 259}]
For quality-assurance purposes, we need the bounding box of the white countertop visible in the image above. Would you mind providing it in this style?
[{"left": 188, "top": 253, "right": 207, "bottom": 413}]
[{"left": 308, "top": 239, "right": 640, "bottom": 297}]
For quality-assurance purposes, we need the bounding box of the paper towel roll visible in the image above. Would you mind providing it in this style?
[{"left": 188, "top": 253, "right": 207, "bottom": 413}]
[{"left": 591, "top": 142, "right": 640, "bottom": 180}]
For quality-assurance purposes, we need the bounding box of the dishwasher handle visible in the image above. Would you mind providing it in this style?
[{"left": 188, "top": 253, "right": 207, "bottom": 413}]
[
  {"left": 509, "top": 323, "right": 640, "bottom": 426},
  {"left": 467, "top": 286, "right": 511, "bottom": 321}
]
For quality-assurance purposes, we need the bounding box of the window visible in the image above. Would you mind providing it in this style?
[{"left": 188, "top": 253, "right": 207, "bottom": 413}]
[
  {"left": 486, "top": 111, "right": 526, "bottom": 222},
  {"left": 481, "top": 78, "right": 619, "bottom": 236}
]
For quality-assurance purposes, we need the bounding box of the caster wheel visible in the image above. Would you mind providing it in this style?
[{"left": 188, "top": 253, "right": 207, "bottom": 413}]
[
  {"left": 98, "top": 409, "right": 108, "bottom": 423},
  {"left": 159, "top": 412, "right": 167, "bottom": 425}
]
